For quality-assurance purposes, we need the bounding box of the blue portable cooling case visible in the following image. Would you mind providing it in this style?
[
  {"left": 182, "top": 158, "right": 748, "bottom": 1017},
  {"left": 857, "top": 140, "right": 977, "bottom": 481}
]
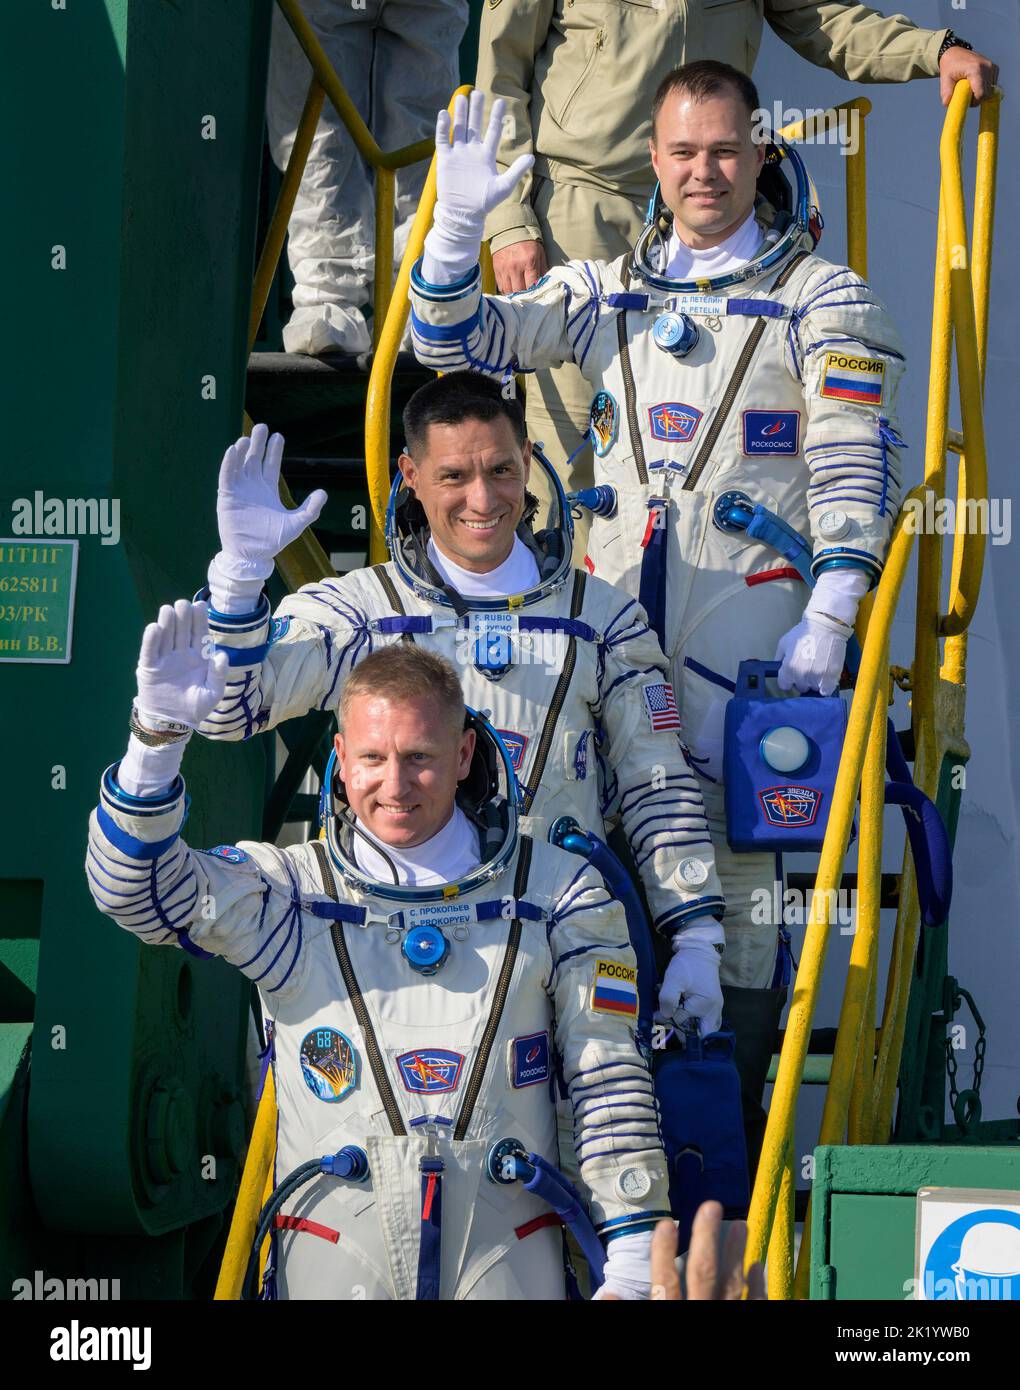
[
  {"left": 655, "top": 1028, "right": 749, "bottom": 1245},
  {"left": 724, "top": 659, "right": 849, "bottom": 853}
]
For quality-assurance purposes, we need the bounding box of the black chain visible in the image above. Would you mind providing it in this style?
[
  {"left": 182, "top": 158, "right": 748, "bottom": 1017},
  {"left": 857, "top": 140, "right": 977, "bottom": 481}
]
[{"left": 944, "top": 977, "right": 987, "bottom": 1129}]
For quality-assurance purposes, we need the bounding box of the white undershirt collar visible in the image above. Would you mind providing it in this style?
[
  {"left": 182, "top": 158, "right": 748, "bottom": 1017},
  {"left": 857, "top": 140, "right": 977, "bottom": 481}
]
[
  {"left": 664, "top": 210, "right": 762, "bottom": 280},
  {"left": 351, "top": 804, "right": 479, "bottom": 887},
  {"left": 426, "top": 535, "right": 540, "bottom": 598}
]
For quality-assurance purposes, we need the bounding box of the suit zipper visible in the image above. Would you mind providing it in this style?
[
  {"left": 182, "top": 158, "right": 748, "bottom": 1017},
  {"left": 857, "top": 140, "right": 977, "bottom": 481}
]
[
  {"left": 520, "top": 571, "right": 585, "bottom": 814},
  {"left": 616, "top": 256, "right": 649, "bottom": 485},
  {"left": 310, "top": 840, "right": 407, "bottom": 1137},
  {"left": 453, "top": 838, "right": 532, "bottom": 1141},
  {"left": 328, "top": 921, "right": 407, "bottom": 1137}
]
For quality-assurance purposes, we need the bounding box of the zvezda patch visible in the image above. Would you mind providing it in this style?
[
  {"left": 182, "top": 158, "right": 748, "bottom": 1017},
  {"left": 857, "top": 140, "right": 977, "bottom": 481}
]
[
  {"left": 395, "top": 1049, "right": 464, "bottom": 1094},
  {"left": 648, "top": 401, "right": 702, "bottom": 443},
  {"left": 496, "top": 729, "right": 528, "bottom": 772},
  {"left": 759, "top": 784, "right": 822, "bottom": 828}
]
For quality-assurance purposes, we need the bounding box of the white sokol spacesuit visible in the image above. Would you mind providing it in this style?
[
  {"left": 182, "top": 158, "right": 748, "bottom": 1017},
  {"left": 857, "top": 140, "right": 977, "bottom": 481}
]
[
  {"left": 196, "top": 458, "right": 725, "bottom": 946},
  {"left": 265, "top": 0, "right": 468, "bottom": 355},
  {"left": 408, "top": 151, "right": 907, "bottom": 996},
  {"left": 87, "top": 712, "right": 671, "bottom": 1299}
]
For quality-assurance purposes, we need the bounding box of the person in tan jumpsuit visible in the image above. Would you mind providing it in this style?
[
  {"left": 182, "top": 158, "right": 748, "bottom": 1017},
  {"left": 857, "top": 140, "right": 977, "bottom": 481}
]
[{"left": 478, "top": 1, "right": 996, "bottom": 525}]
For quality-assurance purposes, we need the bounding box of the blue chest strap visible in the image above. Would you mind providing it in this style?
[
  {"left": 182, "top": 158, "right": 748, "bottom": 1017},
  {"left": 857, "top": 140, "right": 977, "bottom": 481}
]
[{"left": 371, "top": 614, "right": 599, "bottom": 643}]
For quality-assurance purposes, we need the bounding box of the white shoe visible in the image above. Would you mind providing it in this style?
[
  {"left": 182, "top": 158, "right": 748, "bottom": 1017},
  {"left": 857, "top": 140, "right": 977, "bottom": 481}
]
[{"left": 283, "top": 304, "right": 371, "bottom": 356}]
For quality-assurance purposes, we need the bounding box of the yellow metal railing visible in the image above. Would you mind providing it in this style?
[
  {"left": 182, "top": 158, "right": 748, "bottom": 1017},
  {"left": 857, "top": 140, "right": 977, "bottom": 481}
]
[
  {"left": 747, "top": 81, "right": 1000, "bottom": 1299},
  {"left": 779, "top": 98, "right": 871, "bottom": 280},
  {"left": 214, "top": 1067, "right": 278, "bottom": 1301}
]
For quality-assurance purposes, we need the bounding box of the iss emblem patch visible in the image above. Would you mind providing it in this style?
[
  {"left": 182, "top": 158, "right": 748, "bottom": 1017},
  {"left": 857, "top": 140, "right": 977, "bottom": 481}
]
[
  {"left": 648, "top": 401, "right": 702, "bottom": 443},
  {"left": 268, "top": 615, "right": 291, "bottom": 645},
  {"left": 759, "top": 785, "right": 822, "bottom": 828},
  {"left": 200, "top": 844, "right": 250, "bottom": 864},
  {"left": 299, "top": 1027, "right": 358, "bottom": 1102},
  {"left": 510, "top": 1032, "right": 550, "bottom": 1089},
  {"left": 396, "top": 1049, "right": 464, "bottom": 1094}
]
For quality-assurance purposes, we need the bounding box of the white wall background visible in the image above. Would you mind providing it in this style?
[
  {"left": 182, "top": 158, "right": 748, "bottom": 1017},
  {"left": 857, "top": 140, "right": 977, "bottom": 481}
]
[{"left": 750, "top": 0, "right": 1020, "bottom": 1174}]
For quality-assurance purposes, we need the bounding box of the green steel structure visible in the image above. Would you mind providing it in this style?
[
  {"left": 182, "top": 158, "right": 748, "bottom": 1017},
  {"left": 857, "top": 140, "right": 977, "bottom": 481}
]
[{"left": 2, "top": 0, "right": 273, "bottom": 1297}]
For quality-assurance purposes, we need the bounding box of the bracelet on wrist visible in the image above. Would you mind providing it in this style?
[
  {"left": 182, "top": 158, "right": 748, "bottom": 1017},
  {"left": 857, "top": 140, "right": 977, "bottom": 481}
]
[
  {"left": 129, "top": 705, "right": 192, "bottom": 747},
  {"left": 811, "top": 609, "right": 854, "bottom": 634}
]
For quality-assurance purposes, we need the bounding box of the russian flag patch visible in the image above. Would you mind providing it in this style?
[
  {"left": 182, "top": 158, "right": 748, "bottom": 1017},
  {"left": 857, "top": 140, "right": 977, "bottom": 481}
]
[
  {"left": 819, "top": 351, "right": 885, "bottom": 405},
  {"left": 591, "top": 960, "right": 639, "bottom": 1018}
]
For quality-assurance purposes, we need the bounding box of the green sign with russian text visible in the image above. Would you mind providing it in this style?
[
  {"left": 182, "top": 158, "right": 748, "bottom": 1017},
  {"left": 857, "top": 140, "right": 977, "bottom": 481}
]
[{"left": 0, "top": 538, "right": 78, "bottom": 663}]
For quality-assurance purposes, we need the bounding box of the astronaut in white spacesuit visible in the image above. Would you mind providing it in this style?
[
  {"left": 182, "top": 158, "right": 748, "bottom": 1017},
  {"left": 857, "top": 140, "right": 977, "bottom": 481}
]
[
  {"left": 265, "top": 0, "right": 469, "bottom": 355},
  {"left": 87, "top": 631, "right": 671, "bottom": 1299},
  {"left": 408, "top": 64, "right": 907, "bottom": 1163},
  {"left": 196, "top": 372, "right": 726, "bottom": 1040}
]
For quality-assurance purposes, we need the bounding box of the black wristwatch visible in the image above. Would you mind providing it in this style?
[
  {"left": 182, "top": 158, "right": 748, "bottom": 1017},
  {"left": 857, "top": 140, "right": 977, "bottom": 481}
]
[{"left": 938, "top": 30, "right": 974, "bottom": 63}]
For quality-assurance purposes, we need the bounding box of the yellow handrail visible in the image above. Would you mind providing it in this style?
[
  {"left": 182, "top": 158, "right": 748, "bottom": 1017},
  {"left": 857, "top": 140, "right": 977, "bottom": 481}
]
[
  {"left": 750, "top": 80, "right": 999, "bottom": 1297},
  {"left": 745, "top": 488, "right": 926, "bottom": 1278},
  {"left": 939, "top": 89, "right": 999, "bottom": 637},
  {"left": 779, "top": 98, "right": 870, "bottom": 279},
  {"left": 214, "top": 1068, "right": 278, "bottom": 1300}
]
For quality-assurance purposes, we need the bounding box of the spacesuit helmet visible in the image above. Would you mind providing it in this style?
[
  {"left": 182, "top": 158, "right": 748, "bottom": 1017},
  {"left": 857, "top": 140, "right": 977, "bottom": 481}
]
[
  {"left": 386, "top": 372, "right": 575, "bottom": 612},
  {"left": 319, "top": 706, "right": 524, "bottom": 901},
  {"left": 632, "top": 137, "right": 823, "bottom": 294}
]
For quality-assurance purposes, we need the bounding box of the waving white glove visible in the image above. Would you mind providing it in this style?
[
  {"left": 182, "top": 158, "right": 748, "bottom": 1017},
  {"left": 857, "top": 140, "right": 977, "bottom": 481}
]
[
  {"left": 592, "top": 1230, "right": 654, "bottom": 1301},
  {"left": 656, "top": 917, "right": 725, "bottom": 1036},
  {"left": 775, "top": 568, "right": 869, "bottom": 696},
  {"left": 211, "top": 423, "right": 327, "bottom": 607},
  {"left": 134, "top": 600, "right": 230, "bottom": 731},
  {"left": 422, "top": 91, "right": 534, "bottom": 283},
  {"left": 118, "top": 601, "right": 230, "bottom": 799}
]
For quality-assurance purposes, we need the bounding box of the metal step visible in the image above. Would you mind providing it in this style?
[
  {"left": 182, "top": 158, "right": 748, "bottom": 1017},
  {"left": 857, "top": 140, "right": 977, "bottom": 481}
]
[
  {"left": 786, "top": 871, "right": 902, "bottom": 910},
  {"left": 245, "top": 349, "right": 431, "bottom": 458},
  {"left": 766, "top": 1028, "right": 881, "bottom": 1085}
]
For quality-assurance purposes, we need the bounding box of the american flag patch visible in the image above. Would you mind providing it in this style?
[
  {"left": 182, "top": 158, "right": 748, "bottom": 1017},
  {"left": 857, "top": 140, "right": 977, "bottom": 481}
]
[{"left": 643, "top": 681, "right": 681, "bottom": 732}]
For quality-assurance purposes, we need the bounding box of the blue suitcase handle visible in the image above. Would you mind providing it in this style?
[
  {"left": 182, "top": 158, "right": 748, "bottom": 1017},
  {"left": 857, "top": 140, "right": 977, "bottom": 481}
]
[{"left": 733, "top": 658, "right": 841, "bottom": 702}]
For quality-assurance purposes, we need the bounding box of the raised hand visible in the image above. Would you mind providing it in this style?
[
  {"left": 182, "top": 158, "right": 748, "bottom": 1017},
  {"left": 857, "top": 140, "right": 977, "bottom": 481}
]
[
  {"left": 434, "top": 91, "right": 534, "bottom": 231},
  {"left": 134, "top": 600, "right": 230, "bottom": 730},
  {"left": 216, "top": 423, "right": 327, "bottom": 580}
]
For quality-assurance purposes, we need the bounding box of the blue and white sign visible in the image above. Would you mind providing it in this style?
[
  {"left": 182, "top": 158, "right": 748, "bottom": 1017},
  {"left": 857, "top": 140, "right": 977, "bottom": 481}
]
[{"left": 915, "top": 1188, "right": 1020, "bottom": 1300}]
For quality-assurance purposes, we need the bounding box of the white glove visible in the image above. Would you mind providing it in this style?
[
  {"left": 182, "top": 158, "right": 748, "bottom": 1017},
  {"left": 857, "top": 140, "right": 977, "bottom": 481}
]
[
  {"left": 656, "top": 917, "right": 725, "bottom": 1036},
  {"left": 593, "top": 1230, "right": 654, "bottom": 1300},
  {"left": 134, "top": 600, "right": 230, "bottom": 731},
  {"left": 118, "top": 601, "right": 230, "bottom": 799},
  {"left": 775, "top": 568, "right": 869, "bottom": 696},
  {"left": 421, "top": 91, "right": 534, "bottom": 284},
  {"left": 210, "top": 423, "right": 327, "bottom": 612}
]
